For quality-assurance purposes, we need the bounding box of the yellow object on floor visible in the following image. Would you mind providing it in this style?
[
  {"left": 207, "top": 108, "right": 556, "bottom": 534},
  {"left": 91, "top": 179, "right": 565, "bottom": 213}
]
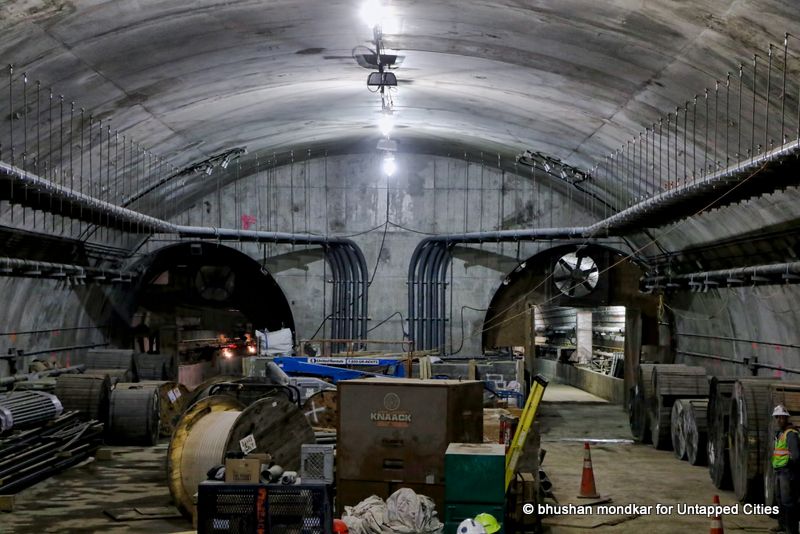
[{"left": 505, "top": 374, "right": 549, "bottom": 489}]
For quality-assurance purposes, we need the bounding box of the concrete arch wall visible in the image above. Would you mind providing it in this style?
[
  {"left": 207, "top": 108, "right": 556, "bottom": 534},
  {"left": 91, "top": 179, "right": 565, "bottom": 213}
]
[{"left": 141, "top": 152, "right": 596, "bottom": 355}]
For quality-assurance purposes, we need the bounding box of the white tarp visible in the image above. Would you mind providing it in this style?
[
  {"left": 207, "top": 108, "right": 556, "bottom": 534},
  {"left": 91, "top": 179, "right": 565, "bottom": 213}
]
[
  {"left": 342, "top": 488, "right": 443, "bottom": 534},
  {"left": 256, "top": 328, "right": 293, "bottom": 355}
]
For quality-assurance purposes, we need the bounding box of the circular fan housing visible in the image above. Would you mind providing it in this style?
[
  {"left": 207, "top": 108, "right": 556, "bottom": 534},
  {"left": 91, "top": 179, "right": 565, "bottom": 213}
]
[
  {"left": 195, "top": 265, "right": 236, "bottom": 301},
  {"left": 553, "top": 252, "right": 599, "bottom": 297}
]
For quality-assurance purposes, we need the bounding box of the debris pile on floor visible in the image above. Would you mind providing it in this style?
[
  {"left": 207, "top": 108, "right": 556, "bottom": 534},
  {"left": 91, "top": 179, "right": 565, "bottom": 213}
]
[
  {"left": 0, "top": 411, "right": 103, "bottom": 495},
  {"left": 342, "top": 488, "right": 444, "bottom": 534}
]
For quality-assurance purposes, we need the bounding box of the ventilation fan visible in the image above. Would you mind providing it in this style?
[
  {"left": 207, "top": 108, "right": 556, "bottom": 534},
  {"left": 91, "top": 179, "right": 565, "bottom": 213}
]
[
  {"left": 195, "top": 266, "right": 236, "bottom": 301},
  {"left": 553, "top": 252, "right": 599, "bottom": 297}
]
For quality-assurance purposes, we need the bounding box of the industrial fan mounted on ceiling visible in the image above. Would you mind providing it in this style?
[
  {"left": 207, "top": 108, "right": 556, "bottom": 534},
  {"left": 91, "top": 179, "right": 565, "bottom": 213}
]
[{"left": 553, "top": 252, "right": 599, "bottom": 297}]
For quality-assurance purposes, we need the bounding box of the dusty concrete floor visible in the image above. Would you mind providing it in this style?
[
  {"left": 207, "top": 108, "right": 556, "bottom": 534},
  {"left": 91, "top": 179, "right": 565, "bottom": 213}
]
[
  {"left": 539, "top": 385, "right": 774, "bottom": 533},
  {"left": 0, "top": 442, "right": 192, "bottom": 534},
  {"left": 0, "top": 384, "right": 779, "bottom": 533}
]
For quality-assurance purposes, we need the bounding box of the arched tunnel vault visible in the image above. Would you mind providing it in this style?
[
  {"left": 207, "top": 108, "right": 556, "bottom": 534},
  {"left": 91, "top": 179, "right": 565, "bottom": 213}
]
[{"left": 112, "top": 241, "right": 295, "bottom": 354}]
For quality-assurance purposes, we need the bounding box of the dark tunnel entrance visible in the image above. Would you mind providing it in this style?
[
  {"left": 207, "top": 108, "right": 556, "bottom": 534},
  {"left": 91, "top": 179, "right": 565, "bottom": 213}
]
[
  {"left": 481, "top": 244, "right": 663, "bottom": 395},
  {"left": 126, "top": 242, "right": 294, "bottom": 384}
]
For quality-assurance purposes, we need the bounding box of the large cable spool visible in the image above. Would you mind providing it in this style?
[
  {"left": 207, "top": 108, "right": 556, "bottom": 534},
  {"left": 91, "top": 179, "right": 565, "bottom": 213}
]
[
  {"left": 629, "top": 363, "right": 655, "bottom": 443},
  {"left": 108, "top": 383, "right": 161, "bottom": 446},
  {"left": 55, "top": 374, "right": 111, "bottom": 422},
  {"left": 85, "top": 368, "right": 132, "bottom": 387},
  {"left": 183, "top": 375, "right": 239, "bottom": 409},
  {"left": 138, "top": 381, "right": 190, "bottom": 437},
  {"left": 168, "top": 395, "right": 315, "bottom": 516},
  {"left": 707, "top": 376, "right": 737, "bottom": 489},
  {"left": 683, "top": 398, "right": 709, "bottom": 466},
  {"left": 134, "top": 353, "right": 174, "bottom": 381},
  {"left": 763, "top": 382, "right": 800, "bottom": 507},
  {"left": 670, "top": 399, "right": 688, "bottom": 460},
  {"left": 303, "top": 390, "right": 338, "bottom": 429},
  {"left": 729, "top": 378, "right": 778, "bottom": 503},
  {"left": 649, "top": 365, "right": 708, "bottom": 450}
]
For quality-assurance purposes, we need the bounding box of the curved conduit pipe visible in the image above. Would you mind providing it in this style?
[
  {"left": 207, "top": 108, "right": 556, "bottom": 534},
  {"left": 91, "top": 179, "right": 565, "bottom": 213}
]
[{"left": 407, "top": 228, "right": 588, "bottom": 353}]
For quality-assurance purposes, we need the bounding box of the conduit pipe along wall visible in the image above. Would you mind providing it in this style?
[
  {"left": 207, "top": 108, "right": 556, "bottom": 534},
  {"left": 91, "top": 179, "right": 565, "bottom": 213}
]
[
  {"left": 0, "top": 162, "right": 368, "bottom": 342},
  {"left": 641, "top": 261, "right": 800, "bottom": 291},
  {"left": 408, "top": 228, "right": 589, "bottom": 353},
  {"left": 0, "top": 257, "right": 134, "bottom": 283}
]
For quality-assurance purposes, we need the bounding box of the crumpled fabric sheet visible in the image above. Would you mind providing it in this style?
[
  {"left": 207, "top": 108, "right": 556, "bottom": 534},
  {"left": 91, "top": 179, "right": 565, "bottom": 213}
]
[{"left": 343, "top": 488, "right": 444, "bottom": 534}]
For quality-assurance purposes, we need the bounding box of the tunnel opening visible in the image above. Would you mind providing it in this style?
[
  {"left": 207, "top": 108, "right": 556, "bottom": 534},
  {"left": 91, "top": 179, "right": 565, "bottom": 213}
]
[
  {"left": 126, "top": 242, "right": 294, "bottom": 385},
  {"left": 482, "top": 244, "right": 663, "bottom": 402}
]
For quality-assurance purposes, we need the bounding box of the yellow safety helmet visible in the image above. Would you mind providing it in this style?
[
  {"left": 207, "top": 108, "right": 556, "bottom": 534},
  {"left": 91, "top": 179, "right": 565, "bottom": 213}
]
[{"left": 475, "top": 513, "right": 500, "bottom": 534}]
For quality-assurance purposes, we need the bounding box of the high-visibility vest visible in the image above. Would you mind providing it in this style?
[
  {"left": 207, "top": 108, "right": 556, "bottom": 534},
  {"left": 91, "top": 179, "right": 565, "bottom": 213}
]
[{"left": 772, "top": 428, "right": 799, "bottom": 469}]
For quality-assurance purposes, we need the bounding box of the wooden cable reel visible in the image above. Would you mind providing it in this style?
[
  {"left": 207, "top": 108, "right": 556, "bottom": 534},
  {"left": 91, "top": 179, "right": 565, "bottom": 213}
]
[
  {"left": 54, "top": 374, "right": 111, "bottom": 423},
  {"left": 671, "top": 399, "right": 688, "bottom": 460},
  {"left": 138, "top": 381, "right": 190, "bottom": 437},
  {"left": 707, "top": 377, "right": 736, "bottom": 489},
  {"left": 649, "top": 364, "right": 707, "bottom": 450},
  {"left": 183, "top": 375, "right": 239, "bottom": 408},
  {"left": 683, "top": 398, "right": 709, "bottom": 466},
  {"left": 108, "top": 383, "right": 160, "bottom": 446},
  {"left": 302, "top": 390, "right": 338, "bottom": 429},
  {"left": 629, "top": 363, "right": 655, "bottom": 443},
  {"left": 729, "top": 379, "right": 777, "bottom": 503},
  {"left": 168, "top": 395, "right": 315, "bottom": 516}
]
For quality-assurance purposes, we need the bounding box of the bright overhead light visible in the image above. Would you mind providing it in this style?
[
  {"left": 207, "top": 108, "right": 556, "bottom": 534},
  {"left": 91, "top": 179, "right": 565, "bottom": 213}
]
[
  {"left": 378, "top": 112, "right": 395, "bottom": 136},
  {"left": 360, "top": 0, "right": 397, "bottom": 31},
  {"left": 382, "top": 155, "right": 397, "bottom": 177}
]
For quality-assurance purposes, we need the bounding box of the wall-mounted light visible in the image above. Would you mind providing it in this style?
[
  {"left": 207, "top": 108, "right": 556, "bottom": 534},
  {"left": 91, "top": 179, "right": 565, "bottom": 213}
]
[{"left": 382, "top": 154, "right": 397, "bottom": 177}]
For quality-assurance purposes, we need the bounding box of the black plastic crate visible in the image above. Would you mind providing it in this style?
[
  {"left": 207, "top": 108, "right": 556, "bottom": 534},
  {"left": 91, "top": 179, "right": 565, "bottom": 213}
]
[{"left": 198, "top": 482, "right": 332, "bottom": 534}]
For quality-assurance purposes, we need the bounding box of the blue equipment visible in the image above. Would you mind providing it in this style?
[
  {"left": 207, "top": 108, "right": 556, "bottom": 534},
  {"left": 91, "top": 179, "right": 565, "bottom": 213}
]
[{"left": 273, "top": 356, "right": 406, "bottom": 384}]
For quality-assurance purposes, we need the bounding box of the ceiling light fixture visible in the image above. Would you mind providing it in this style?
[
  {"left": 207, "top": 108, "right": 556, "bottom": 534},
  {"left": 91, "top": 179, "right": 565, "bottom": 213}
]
[
  {"left": 360, "top": 0, "right": 396, "bottom": 31},
  {"left": 378, "top": 112, "right": 395, "bottom": 136},
  {"left": 382, "top": 154, "right": 397, "bottom": 177}
]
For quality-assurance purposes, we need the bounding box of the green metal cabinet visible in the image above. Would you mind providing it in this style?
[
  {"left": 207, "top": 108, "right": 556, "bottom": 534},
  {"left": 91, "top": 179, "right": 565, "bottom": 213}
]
[{"left": 445, "top": 443, "right": 506, "bottom": 504}]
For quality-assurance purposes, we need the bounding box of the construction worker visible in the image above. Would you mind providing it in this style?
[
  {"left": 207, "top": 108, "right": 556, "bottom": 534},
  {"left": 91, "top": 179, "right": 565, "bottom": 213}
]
[
  {"left": 475, "top": 512, "right": 501, "bottom": 534},
  {"left": 772, "top": 404, "right": 800, "bottom": 534},
  {"left": 457, "top": 518, "right": 487, "bottom": 534}
]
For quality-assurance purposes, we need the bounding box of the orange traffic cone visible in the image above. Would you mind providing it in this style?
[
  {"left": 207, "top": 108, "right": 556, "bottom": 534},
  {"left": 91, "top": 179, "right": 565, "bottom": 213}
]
[
  {"left": 709, "top": 495, "right": 724, "bottom": 533},
  {"left": 577, "top": 441, "right": 600, "bottom": 498}
]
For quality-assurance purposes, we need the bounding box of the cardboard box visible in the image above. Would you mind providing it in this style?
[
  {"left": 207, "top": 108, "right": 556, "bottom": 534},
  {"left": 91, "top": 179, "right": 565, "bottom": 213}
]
[{"left": 225, "top": 458, "right": 261, "bottom": 483}]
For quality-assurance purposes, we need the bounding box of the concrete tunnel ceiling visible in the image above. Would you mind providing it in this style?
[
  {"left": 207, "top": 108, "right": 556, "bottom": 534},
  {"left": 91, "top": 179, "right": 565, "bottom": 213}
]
[{"left": 2, "top": 0, "right": 798, "bottom": 211}]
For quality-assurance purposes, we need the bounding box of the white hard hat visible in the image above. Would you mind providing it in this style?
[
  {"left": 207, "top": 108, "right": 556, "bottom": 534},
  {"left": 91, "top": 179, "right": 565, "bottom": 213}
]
[
  {"left": 457, "top": 519, "right": 487, "bottom": 534},
  {"left": 773, "top": 404, "right": 791, "bottom": 417}
]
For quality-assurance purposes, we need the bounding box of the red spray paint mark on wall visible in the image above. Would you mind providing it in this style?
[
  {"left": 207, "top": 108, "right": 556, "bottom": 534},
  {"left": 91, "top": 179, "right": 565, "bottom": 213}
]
[{"left": 241, "top": 214, "right": 257, "bottom": 230}]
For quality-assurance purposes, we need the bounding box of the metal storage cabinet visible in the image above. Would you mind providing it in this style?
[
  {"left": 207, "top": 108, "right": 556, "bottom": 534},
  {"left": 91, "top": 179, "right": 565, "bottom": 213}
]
[
  {"left": 338, "top": 378, "right": 484, "bottom": 484},
  {"left": 445, "top": 443, "right": 506, "bottom": 504}
]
